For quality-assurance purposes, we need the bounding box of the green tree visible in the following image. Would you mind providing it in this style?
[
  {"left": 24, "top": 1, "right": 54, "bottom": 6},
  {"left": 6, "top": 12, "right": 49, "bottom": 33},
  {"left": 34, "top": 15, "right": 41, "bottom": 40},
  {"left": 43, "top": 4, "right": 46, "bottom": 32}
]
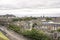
[
  {"left": 46, "top": 17, "right": 52, "bottom": 21},
  {"left": 32, "top": 23, "right": 37, "bottom": 29},
  {"left": 57, "top": 28, "right": 60, "bottom": 32},
  {"left": 12, "top": 18, "right": 19, "bottom": 21},
  {"left": 8, "top": 24, "right": 21, "bottom": 33},
  {"left": 22, "top": 29, "right": 51, "bottom": 40}
]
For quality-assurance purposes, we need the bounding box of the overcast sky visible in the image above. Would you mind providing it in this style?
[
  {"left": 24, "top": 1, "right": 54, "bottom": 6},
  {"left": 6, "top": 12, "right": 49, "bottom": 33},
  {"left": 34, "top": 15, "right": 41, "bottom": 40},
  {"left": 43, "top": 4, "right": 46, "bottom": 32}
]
[
  {"left": 0, "top": 0, "right": 60, "bottom": 9},
  {"left": 0, "top": 0, "right": 60, "bottom": 17},
  {"left": 0, "top": 8, "right": 60, "bottom": 17}
]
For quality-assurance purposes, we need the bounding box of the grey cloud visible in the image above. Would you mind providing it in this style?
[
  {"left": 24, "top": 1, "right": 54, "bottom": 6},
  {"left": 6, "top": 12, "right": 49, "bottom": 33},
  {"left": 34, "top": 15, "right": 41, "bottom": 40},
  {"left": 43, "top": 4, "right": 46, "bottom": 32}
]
[{"left": 0, "top": 0, "right": 60, "bottom": 9}]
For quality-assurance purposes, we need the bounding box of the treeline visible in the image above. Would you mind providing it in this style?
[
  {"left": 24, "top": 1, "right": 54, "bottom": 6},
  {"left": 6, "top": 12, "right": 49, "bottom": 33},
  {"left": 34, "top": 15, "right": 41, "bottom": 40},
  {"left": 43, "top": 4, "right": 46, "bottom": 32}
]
[
  {"left": 12, "top": 17, "right": 37, "bottom": 21},
  {"left": 8, "top": 24, "right": 51, "bottom": 40}
]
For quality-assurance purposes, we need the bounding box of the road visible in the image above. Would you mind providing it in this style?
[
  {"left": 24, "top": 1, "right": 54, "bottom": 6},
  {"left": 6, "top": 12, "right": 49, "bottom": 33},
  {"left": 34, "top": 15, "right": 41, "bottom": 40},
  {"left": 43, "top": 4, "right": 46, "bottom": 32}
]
[{"left": 0, "top": 26, "right": 31, "bottom": 40}]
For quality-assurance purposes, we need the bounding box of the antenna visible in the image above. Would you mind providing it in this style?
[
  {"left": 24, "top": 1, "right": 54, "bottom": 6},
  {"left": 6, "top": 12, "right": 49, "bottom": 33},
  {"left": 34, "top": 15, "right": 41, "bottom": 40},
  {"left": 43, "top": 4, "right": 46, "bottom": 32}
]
[{"left": 42, "top": 13, "right": 45, "bottom": 18}]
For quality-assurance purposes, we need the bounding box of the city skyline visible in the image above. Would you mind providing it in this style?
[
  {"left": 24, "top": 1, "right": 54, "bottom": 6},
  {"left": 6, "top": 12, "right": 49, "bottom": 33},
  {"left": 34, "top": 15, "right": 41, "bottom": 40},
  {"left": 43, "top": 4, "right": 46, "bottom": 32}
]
[
  {"left": 0, "top": 0, "right": 60, "bottom": 17},
  {"left": 0, "top": 8, "right": 60, "bottom": 17}
]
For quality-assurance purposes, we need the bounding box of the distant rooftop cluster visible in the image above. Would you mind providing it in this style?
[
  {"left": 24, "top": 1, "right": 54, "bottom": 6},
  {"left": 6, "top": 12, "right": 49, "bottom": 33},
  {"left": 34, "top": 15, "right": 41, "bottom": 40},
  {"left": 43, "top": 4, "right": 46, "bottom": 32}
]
[{"left": 0, "top": 14, "right": 16, "bottom": 18}]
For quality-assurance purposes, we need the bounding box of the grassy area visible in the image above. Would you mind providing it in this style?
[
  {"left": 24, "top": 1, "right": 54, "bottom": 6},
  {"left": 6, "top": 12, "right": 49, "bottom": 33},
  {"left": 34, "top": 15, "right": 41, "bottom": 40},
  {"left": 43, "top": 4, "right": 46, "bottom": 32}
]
[{"left": 0, "top": 32, "right": 9, "bottom": 40}]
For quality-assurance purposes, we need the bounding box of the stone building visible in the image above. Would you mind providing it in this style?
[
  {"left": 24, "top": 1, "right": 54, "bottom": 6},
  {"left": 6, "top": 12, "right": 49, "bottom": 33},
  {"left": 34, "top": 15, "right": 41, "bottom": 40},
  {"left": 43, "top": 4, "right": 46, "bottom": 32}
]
[
  {"left": 41, "top": 21, "right": 60, "bottom": 31},
  {"left": 11, "top": 17, "right": 60, "bottom": 31},
  {"left": 0, "top": 14, "right": 16, "bottom": 26}
]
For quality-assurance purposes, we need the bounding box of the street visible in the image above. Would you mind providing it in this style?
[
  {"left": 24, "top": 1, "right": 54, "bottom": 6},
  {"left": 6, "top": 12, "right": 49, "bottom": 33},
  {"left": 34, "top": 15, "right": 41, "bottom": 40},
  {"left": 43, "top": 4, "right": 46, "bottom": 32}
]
[{"left": 0, "top": 26, "right": 30, "bottom": 40}]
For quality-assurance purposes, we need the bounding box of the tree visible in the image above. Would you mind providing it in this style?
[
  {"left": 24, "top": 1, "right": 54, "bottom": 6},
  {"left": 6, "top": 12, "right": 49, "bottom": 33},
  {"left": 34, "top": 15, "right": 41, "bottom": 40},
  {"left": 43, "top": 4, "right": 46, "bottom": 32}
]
[
  {"left": 12, "top": 18, "right": 19, "bottom": 21},
  {"left": 46, "top": 17, "right": 52, "bottom": 21},
  {"left": 57, "top": 28, "right": 60, "bottom": 32},
  {"left": 32, "top": 23, "right": 37, "bottom": 28},
  {"left": 22, "top": 29, "right": 51, "bottom": 40},
  {"left": 8, "top": 24, "right": 21, "bottom": 33}
]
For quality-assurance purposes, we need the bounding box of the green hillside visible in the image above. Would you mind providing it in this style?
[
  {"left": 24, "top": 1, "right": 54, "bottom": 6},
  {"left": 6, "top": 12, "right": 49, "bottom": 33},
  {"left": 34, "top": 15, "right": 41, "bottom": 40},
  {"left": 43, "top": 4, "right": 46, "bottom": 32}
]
[{"left": 0, "top": 32, "right": 9, "bottom": 40}]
